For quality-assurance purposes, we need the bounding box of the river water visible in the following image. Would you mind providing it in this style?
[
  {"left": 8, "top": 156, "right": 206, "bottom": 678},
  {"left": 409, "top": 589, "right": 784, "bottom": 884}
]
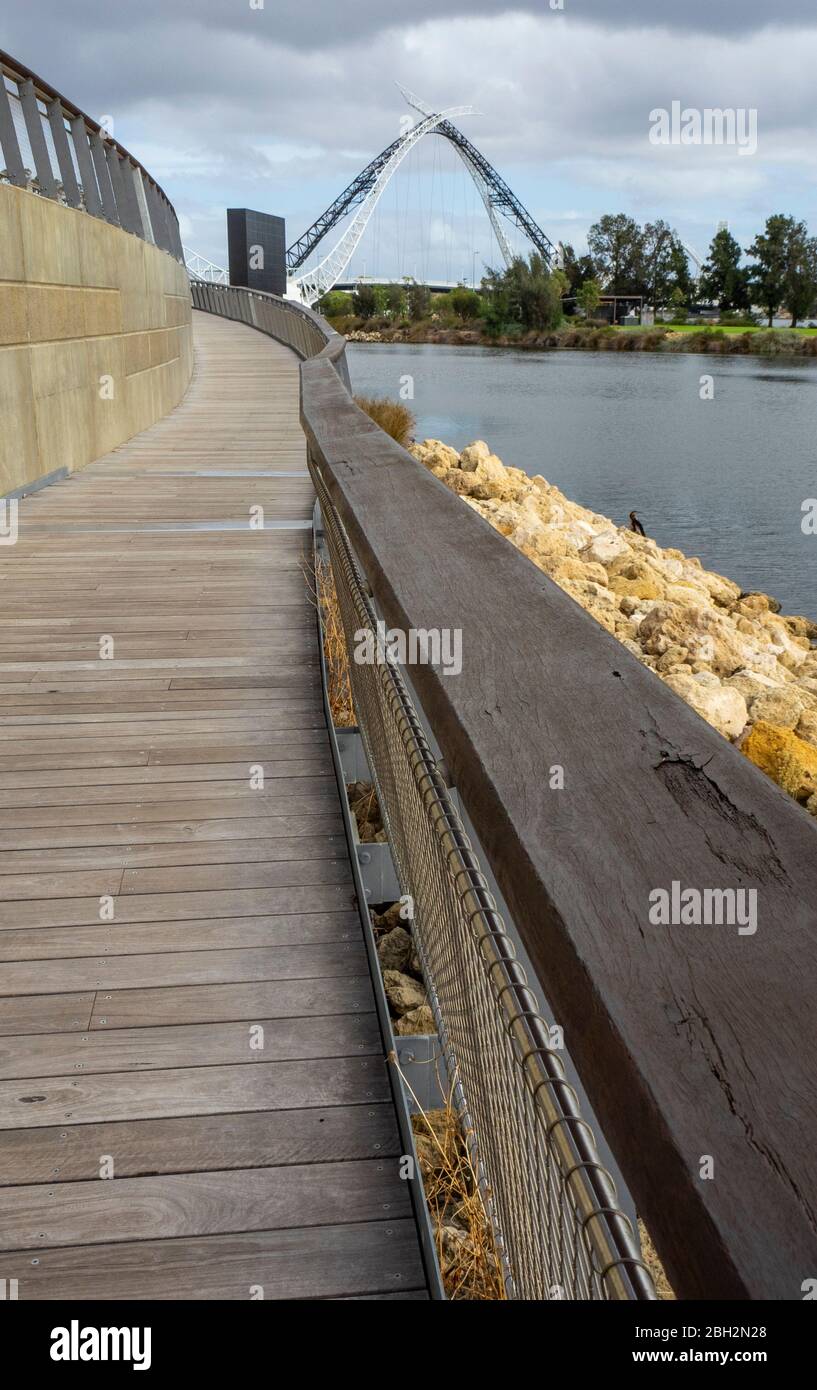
[{"left": 348, "top": 343, "right": 816, "bottom": 618}]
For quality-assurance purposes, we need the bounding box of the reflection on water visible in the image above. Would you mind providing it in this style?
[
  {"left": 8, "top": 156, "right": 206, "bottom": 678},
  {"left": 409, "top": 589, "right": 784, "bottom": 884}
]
[{"left": 348, "top": 343, "right": 816, "bottom": 617}]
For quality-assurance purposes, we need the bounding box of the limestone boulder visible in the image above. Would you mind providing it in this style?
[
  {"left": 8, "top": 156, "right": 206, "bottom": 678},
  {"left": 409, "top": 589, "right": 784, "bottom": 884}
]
[
  {"left": 695, "top": 568, "right": 743, "bottom": 609},
  {"left": 732, "top": 591, "right": 780, "bottom": 619},
  {"left": 411, "top": 439, "right": 461, "bottom": 473},
  {"left": 741, "top": 721, "right": 817, "bottom": 804},
  {"left": 725, "top": 670, "right": 785, "bottom": 703},
  {"left": 664, "top": 582, "right": 711, "bottom": 607},
  {"left": 565, "top": 519, "right": 598, "bottom": 549},
  {"left": 513, "top": 522, "right": 576, "bottom": 571},
  {"left": 796, "top": 710, "right": 817, "bottom": 748},
  {"left": 383, "top": 970, "right": 427, "bottom": 1016},
  {"left": 638, "top": 604, "right": 761, "bottom": 677},
  {"left": 748, "top": 687, "right": 808, "bottom": 730},
  {"left": 609, "top": 574, "right": 666, "bottom": 602},
  {"left": 459, "top": 440, "right": 491, "bottom": 471},
  {"left": 579, "top": 529, "right": 630, "bottom": 567},
  {"left": 661, "top": 672, "right": 749, "bottom": 739},
  {"left": 394, "top": 1004, "right": 436, "bottom": 1036},
  {"left": 560, "top": 579, "right": 619, "bottom": 634},
  {"left": 378, "top": 926, "right": 414, "bottom": 973},
  {"left": 782, "top": 614, "right": 817, "bottom": 641},
  {"left": 474, "top": 453, "right": 515, "bottom": 499},
  {"left": 654, "top": 644, "right": 690, "bottom": 673},
  {"left": 372, "top": 901, "right": 406, "bottom": 933},
  {"left": 553, "top": 557, "right": 609, "bottom": 587}
]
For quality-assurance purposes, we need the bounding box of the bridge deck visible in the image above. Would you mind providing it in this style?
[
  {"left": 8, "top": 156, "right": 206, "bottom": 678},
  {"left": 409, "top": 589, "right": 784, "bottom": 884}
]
[{"left": 0, "top": 311, "right": 427, "bottom": 1300}]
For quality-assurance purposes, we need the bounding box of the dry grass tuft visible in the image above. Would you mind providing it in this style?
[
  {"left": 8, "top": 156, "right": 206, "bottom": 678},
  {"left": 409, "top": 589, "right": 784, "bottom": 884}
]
[
  {"left": 637, "top": 1219, "right": 676, "bottom": 1299},
  {"left": 398, "top": 1066, "right": 505, "bottom": 1300},
  {"left": 347, "top": 780, "right": 386, "bottom": 841},
  {"left": 303, "top": 553, "right": 355, "bottom": 727},
  {"left": 354, "top": 393, "right": 415, "bottom": 447}
]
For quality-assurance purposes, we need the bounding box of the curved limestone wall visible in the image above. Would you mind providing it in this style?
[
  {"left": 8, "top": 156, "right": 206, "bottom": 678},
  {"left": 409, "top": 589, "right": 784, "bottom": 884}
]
[{"left": 0, "top": 181, "right": 192, "bottom": 496}]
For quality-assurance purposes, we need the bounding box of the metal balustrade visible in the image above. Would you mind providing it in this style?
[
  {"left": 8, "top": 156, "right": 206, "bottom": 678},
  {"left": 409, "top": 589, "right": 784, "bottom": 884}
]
[{"left": 0, "top": 49, "right": 182, "bottom": 260}]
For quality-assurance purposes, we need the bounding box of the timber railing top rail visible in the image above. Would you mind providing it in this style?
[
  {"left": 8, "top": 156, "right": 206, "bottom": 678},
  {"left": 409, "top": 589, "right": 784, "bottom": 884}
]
[
  {"left": 0, "top": 48, "right": 182, "bottom": 259},
  {"left": 192, "top": 279, "right": 817, "bottom": 1301}
]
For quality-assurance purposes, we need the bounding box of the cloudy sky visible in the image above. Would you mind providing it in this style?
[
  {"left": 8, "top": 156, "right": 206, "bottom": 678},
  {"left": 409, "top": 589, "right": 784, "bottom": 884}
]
[{"left": 4, "top": 1, "right": 817, "bottom": 279}]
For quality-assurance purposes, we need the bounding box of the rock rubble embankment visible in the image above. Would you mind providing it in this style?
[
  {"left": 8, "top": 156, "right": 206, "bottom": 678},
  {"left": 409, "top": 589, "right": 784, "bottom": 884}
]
[{"left": 410, "top": 437, "right": 817, "bottom": 816}]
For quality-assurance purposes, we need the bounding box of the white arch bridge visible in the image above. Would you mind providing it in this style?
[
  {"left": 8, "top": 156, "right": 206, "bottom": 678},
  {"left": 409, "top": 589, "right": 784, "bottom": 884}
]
[
  {"left": 186, "top": 89, "right": 559, "bottom": 306},
  {"left": 285, "top": 88, "right": 558, "bottom": 306}
]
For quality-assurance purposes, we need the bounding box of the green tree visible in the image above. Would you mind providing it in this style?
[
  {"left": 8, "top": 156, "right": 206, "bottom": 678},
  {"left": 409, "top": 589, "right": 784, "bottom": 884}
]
[
  {"left": 560, "top": 243, "right": 597, "bottom": 296},
  {"left": 317, "top": 290, "right": 353, "bottom": 318},
  {"left": 352, "top": 283, "right": 388, "bottom": 320},
  {"left": 576, "top": 278, "right": 603, "bottom": 318},
  {"left": 641, "top": 221, "right": 691, "bottom": 308},
  {"left": 587, "top": 213, "right": 643, "bottom": 294},
  {"left": 746, "top": 215, "right": 795, "bottom": 326},
  {"left": 480, "top": 275, "right": 513, "bottom": 334},
  {"left": 699, "top": 228, "right": 750, "bottom": 312},
  {"left": 448, "top": 285, "right": 483, "bottom": 320},
  {"left": 666, "top": 238, "right": 695, "bottom": 308},
  {"left": 406, "top": 281, "right": 431, "bottom": 321},
  {"left": 782, "top": 221, "right": 817, "bottom": 328},
  {"left": 352, "top": 283, "right": 377, "bottom": 319},
  {"left": 482, "top": 254, "right": 564, "bottom": 332},
  {"left": 383, "top": 283, "right": 407, "bottom": 318}
]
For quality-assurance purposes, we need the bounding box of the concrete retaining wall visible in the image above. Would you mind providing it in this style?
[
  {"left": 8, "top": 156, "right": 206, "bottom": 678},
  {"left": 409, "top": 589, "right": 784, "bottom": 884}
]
[{"left": 0, "top": 181, "right": 193, "bottom": 496}]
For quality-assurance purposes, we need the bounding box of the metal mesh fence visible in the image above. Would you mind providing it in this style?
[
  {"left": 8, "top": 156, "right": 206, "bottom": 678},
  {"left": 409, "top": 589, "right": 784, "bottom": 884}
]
[{"left": 312, "top": 462, "right": 657, "bottom": 1302}]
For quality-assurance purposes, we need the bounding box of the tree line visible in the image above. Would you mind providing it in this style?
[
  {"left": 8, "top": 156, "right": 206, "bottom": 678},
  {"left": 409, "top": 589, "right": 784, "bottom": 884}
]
[
  {"left": 318, "top": 211, "right": 817, "bottom": 333},
  {"left": 562, "top": 212, "right": 817, "bottom": 326}
]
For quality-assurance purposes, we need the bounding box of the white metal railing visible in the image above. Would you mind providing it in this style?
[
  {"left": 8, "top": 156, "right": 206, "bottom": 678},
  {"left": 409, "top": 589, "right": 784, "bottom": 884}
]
[{"left": 184, "top": 247, "right": 230, "bottom": 284}]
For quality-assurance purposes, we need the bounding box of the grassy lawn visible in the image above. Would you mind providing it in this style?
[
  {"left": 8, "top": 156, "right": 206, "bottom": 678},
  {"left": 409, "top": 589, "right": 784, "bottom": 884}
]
[{"left": 615, "top": 323, "right": 817, "bottom": 336}]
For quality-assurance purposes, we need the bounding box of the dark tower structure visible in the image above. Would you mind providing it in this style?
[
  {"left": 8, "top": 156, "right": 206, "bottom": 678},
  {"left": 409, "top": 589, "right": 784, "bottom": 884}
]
[{"left": 227, "top": 209, "right": 287, "bottom": 296}]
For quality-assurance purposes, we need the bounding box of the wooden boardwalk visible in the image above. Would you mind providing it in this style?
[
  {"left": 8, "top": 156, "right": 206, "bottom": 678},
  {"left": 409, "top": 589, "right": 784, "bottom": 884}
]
[{"left": 0, "top": 311, "right": 427, "bottom": 1299}]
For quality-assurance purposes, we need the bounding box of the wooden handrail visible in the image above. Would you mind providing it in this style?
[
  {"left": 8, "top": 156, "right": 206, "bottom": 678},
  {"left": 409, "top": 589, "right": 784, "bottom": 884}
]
[{"left": 196, "top": 281, "right": 817, "bottom": 1300}]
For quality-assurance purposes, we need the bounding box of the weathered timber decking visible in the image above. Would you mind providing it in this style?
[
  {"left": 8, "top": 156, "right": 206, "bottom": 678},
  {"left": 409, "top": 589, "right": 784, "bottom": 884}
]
[{"left": 0, "top": 311, "right": 427, "bottom": 1300}]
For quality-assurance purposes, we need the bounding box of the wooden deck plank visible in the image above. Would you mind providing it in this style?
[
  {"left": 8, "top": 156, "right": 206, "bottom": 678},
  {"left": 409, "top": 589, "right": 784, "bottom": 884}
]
[
  {"left": 0, "top": 1058, "right": 390, "bottom": 1129},
  {"left": 0, "top": 1013, "right": 382, "bottom": 1080},
  {"left": 0, "top": 1160, "right": 408, "bottom": 1249},
  {"left": 0, "top": 813, "right": 344, "bottom": 851},
  {"left": 0, "top": 836, "right": 349, "bottom": 873},
  {"left": 0, "top": 1107, "right": 400, "bottom": 1186},
  {"left": 0, "top": 310, "right": 427, "bottom": 1299},
  {"left": 0, "top": 943, "right": 366, "bottom": 995},
  {"left": 0, "top": 884, "right": 355, "bottom": 929},
  {"left": 0, "top": 913, "right": 359, "bottom": 961},
  {"left": 3, "top": 1221, "right": 425, "bottom": 1300},
  {"left": 0, "top": 858, "right": 351, "bottom": 902}
]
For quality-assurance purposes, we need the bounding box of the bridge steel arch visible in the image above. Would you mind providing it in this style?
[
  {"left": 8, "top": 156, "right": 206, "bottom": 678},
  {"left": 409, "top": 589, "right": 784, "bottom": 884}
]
[{"left": 287, "top": 114, "right": 557, "bottom": 306}]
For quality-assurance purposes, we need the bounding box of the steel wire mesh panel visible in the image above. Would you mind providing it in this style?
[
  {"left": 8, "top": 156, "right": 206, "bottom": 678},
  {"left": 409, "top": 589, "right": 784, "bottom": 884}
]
[{"left": 313, "top": 464, "right": 656, "bottom": 1303}]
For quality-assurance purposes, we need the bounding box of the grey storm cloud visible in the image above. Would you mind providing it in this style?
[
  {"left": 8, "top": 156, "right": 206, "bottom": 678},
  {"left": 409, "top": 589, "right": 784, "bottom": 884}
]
[{"left": 3, "top": 0, "right": 816, "bottom": 80}]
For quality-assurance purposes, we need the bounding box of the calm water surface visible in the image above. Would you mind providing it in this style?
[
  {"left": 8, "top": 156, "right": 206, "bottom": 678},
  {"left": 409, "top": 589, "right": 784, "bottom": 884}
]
[{"left": 348, "top": 343, "right": 816, "bottom": 618}]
